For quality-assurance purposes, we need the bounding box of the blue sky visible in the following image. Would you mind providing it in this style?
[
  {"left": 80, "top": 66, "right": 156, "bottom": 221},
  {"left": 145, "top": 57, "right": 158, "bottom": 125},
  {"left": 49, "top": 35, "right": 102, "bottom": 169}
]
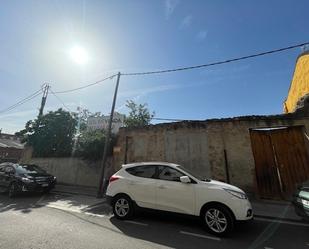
[{"left": 0, "top": 0, "right": 309, "bottom": 133}]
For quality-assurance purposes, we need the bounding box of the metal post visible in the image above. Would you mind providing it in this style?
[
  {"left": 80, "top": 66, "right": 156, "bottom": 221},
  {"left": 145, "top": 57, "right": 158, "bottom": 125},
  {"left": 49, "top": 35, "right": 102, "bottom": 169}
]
[
  {"left": 97, "top": 72, "right": 121, "bottom": 198},
  {"left": 224, "top": 149, "right": 230, "bottom": 184}
]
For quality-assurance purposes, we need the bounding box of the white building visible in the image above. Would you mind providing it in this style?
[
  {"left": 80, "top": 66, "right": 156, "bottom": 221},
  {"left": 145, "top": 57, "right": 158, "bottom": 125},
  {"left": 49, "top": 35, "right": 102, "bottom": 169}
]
[{"left": 87, "top": 112, "right": 125, "bottom": 133}]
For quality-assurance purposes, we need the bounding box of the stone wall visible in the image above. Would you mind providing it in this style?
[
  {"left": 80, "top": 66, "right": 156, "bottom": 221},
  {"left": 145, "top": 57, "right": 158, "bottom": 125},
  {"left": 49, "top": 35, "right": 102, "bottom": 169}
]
[
  {"left": 207, "top": 115, "right": 309, "bottom": 191},
  {"left": 114, "top": 122, "right": 210, "bottom": 179},
  {"left": 113, "top": 114, "right": 309, "bottom": 193}
]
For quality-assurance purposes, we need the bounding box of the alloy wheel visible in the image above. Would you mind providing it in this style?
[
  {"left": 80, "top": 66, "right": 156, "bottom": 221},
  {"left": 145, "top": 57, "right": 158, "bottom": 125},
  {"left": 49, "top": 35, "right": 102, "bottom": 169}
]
[
  {"left": 205, "top": 208, "right": 228, "bottom": 233},
  {"left": 115, "top": 198, "right": 130, "bottom": 217}
]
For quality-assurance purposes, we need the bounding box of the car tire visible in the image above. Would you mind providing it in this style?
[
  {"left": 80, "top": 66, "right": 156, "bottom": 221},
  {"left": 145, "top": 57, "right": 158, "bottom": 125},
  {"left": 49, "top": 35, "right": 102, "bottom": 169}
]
[
  {"left": 201, "top": 204, "right": 234, "bottom": 237},
  {"left": 8, "top": 182, "right": 19, "bottom": 198},
  {"left": 112, "top": 195, "right": 134, "bottom": 220}
]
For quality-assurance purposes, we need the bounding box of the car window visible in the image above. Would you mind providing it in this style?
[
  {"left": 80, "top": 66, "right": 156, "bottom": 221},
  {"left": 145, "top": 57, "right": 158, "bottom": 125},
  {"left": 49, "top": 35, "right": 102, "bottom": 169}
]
[
  {"left": 158, "top": 166, "right": 185, "bottom": 182},
  {"left": 15, "top": 164, "right": 46, "bottom": 174},
  {"left": 126, "top": 166, "right": 156, "bottom": 179}
]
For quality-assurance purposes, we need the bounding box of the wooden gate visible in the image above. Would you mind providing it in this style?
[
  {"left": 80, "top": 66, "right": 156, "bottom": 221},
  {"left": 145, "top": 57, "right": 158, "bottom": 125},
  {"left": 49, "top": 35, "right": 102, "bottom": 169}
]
[{"left": 250, "top": 126, "right": 309, "bottom": 199}]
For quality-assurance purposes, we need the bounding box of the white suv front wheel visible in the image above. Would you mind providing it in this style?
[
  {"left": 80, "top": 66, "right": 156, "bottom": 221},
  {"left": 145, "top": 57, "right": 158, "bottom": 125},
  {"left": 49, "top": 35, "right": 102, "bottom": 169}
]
[
  {"left": 112, "top": 195, "right": 134, "bottom": 219},
  {"left": 201, "top": 204, "right": 234, "bottom": 236}
]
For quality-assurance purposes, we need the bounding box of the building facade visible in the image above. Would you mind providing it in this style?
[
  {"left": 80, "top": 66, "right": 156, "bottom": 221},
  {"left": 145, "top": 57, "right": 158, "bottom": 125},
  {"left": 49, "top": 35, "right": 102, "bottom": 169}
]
[
  {"left": 87, "top": 112, "right": 125, "bottom": 133},
  {"left": 0, "top": 133, "right": 24, "bottom": 163},
  {"left": 284, "top": 51, "right": 309, "bottom": 113}
]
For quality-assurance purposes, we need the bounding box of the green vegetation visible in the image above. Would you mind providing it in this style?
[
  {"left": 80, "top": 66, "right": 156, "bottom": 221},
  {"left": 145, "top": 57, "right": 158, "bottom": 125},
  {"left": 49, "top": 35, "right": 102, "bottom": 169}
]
[{"left": 124, "top": 100, "right": 155, "bottom": 128}]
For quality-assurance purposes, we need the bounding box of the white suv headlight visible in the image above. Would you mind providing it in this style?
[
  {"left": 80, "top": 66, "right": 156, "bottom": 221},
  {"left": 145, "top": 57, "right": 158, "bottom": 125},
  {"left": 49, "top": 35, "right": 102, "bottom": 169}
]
[{"left": 224, "top": 188, "right": 247, "bottom": 199}]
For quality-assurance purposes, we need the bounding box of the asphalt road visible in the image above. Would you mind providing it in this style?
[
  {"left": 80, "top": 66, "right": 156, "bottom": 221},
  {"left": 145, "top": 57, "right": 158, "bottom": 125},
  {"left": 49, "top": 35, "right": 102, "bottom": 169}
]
[{"left": 0, "top": 192, "right": 308, "bottom": 249}]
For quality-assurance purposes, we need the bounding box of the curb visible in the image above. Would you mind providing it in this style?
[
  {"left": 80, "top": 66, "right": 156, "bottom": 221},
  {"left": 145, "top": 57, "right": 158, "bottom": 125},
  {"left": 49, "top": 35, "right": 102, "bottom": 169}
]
[
  {"left": 253, "top": 214, "right": 305, "bottom": 224},
  {"left": 51, "top": 190, "right": 97, "bottom": 198}
]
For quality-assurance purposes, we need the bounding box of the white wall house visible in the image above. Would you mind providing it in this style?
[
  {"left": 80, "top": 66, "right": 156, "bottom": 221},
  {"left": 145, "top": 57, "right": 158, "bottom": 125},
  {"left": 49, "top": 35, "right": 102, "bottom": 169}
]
[{"left": 87, "top": 112, "right": 125, "bottom": 133}]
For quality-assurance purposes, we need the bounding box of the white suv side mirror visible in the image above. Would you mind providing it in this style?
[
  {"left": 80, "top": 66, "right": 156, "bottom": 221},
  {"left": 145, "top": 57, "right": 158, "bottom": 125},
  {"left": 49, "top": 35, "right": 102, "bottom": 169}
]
[{"left": 180, "top": 176, "right": 191, "bottom": 183}]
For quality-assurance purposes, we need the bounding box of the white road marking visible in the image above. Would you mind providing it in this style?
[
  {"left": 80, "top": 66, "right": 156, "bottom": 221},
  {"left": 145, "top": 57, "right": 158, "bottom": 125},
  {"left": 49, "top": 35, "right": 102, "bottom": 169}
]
[
  {"left": 124, "top": 220, "right": 149, "bottom": 226},
  {"left": 264, "top": 247, "right": 274, "bottom": 249},
  {"left": 180, "top": 231, "right": 221, "bottom": 241},
  {"left": 46, "top": 204, "right": 108, "bottom": 218},
  {"left": 84, "top": 212, "right": 106, "bottom": 218},
  {"left": 255, "top": 217, "right": 309, "bottom": 227}
]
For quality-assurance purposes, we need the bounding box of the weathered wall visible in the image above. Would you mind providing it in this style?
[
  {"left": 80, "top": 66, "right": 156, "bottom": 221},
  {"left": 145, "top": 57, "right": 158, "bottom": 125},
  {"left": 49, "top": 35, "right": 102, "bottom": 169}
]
[
  {"left": 114, "top": 123, "right": 210, "bottom": 179},
  {"left": 114, "top": 114, "right": 309, "bottom": 193},
  {"left": 207, "top": 115, "right": 309, "bottom": 192},
  {"left": 0, "top": 147, "right": 23, "bottom": 163},
  {"left": 284, "top": 52, "right": 309, "bottom": 113},
  {"left": 20, "top": 157, "right": 114, "bottom": 187}
]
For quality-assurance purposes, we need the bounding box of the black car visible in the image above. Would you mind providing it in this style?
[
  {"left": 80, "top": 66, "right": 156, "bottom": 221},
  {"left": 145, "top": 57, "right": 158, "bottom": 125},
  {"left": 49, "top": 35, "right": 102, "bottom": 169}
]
[
  {"left": 0, "top": 162, "right": 57, "bottom": 197},
  {"left": 292, "top": 180, "right": 309, "bottom": 221}
]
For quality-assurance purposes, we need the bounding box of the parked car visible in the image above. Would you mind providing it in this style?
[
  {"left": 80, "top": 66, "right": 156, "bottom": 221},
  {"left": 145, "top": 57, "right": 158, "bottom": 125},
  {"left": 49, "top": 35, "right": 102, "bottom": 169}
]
[
  {"left": 106, "top": 162, "right": 253, "bottom": 236},
  {"left": 0, "top": 162, "right": 57, "bottom": 197},
  {"left": 292, "top": 180, "right": 309, "bottom": 221}
]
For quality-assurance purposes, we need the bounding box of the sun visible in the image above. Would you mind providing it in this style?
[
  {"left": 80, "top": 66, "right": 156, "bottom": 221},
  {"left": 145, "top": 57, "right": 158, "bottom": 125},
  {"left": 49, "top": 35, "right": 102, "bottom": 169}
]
[{"left": 69, "top": 45, "right": 89, "bottom": 65}]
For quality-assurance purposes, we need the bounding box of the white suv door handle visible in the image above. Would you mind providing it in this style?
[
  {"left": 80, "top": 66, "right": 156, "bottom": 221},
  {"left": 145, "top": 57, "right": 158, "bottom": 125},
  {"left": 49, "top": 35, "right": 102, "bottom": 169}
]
[{"left": 158, "top": 185, "right": 166, "bottom": 189}]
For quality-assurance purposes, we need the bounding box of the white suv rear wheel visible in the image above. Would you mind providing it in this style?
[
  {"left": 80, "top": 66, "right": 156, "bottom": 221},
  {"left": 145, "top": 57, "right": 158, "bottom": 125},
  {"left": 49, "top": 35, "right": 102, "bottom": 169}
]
[{"left": 112, "top": 195, "right": 134, "bottom": 219}]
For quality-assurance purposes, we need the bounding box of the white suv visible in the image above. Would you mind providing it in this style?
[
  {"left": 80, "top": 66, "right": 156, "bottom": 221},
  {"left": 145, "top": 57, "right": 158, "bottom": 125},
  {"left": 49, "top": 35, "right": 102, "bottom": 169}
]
[{"left": 106, "top": 162, "right": 253, "bottom": 236}]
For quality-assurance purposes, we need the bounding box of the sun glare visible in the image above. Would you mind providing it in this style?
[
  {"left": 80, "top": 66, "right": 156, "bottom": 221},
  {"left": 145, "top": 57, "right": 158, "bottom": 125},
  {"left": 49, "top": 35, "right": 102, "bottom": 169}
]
[{"left": 69, "top": 45, "right": 89, "bottom": 65}]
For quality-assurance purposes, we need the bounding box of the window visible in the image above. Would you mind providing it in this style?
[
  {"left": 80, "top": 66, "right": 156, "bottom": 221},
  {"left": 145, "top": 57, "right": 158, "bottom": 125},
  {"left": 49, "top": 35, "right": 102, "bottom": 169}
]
[
  {"left": 15, "top": 164, "right": 46, "bottom": 174},
  {"left": 158, "top": 166, "right": 185, "bottom": 182},
  {"left": 126, "top": 166, "right": 156, "bottom": 179}
]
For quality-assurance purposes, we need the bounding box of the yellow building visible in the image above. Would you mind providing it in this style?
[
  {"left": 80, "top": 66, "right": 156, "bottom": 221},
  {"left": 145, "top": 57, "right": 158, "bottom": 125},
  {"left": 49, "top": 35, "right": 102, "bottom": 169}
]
[{"left": 284, "top": 51, "right": 309, "bottom": 113}]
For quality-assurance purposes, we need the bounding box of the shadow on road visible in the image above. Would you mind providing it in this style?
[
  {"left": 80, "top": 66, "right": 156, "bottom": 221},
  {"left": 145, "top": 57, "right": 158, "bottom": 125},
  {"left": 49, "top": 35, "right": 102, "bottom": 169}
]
[
  {"left": 0, "top": 192, "right": 99, "bottom": 215},
  {"left": 0, "top": 192, "right": 48, "bottom": 213},
  {"left": 82, "top": 201, "right": 112, "bottom": 216},
  {"left": 108, "top": 209, "right": 274, "bottom": 249}
]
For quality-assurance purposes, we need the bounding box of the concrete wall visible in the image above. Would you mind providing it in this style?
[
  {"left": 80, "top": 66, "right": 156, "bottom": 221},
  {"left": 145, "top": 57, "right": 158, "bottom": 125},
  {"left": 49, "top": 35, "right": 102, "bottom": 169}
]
[
  {"left": 113, "top": 114, "right": 309, "bottom": 193},
  {"left": 20, "top": 157, "right": 114, "bottom": 187}
]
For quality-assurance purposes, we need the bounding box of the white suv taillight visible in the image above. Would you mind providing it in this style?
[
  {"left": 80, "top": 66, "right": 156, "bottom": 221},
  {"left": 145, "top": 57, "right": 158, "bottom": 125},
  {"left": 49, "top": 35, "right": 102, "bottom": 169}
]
[{"left": 109, "top": 175, "right": 119, "bottom": 184}]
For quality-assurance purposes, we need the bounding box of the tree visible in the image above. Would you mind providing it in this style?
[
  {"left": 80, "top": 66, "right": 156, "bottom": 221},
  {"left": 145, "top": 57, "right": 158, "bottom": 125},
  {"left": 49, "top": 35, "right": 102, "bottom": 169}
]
[
  {"left": 75, "top": 129, "right": 115, "bottom": 161},
  {"left": 124, "top": 100, "right": 155, "bottom": 128},
  {"left": 17, "top": 109, "right": 77, "bottom": 157}
]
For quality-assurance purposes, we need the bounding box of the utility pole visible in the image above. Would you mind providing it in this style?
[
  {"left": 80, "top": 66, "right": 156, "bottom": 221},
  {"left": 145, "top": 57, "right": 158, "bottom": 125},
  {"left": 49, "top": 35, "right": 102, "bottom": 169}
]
[
  {"left": 97, "top": 72, "right": 121, "bottom": 198},
  {"left": 39, "top": 84, "right": 49, "bottom": 117}
]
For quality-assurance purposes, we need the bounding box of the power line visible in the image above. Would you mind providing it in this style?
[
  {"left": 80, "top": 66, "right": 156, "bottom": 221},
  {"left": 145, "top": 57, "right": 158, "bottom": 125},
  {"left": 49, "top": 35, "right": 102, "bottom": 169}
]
[
  {"left": 54, "top": 74, "right": 118, "bottom": 94},
  {"left": 122, "top": 41, "right": 309, "bottom": 76},
  {"left": 49, "top": 88, "right": 72, "bottom": 112},
  {"left": 50, "top": 41, "right": 309, "bottom": 95},
  {"left": 0, "top": 89, "right": 43, "bottom": 115}
]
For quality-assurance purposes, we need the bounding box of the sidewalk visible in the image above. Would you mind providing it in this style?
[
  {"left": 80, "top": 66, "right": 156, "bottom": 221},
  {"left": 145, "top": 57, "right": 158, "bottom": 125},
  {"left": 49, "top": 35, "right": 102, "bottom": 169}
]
[{"left": 250, "top": 198, "right": 303, "bottom": 222}]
